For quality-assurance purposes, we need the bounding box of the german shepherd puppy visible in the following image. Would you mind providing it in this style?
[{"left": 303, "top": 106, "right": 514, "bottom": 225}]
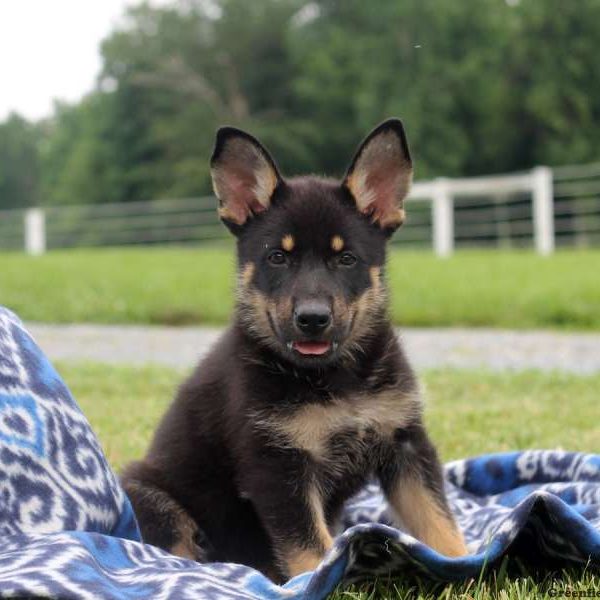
[{"left": 122, "top": 119, "right": 467, "bottom": 582}]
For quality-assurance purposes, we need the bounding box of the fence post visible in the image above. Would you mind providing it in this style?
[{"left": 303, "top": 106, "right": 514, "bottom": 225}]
[
  {"left": 24, "top": 208, "right": 46, "bottom": 255},
  {"left": 432, "top": 177, "right": 454, "bottom": 257},
  {"left": 532, "top": 166, "right": 554, "bottom": 255}
]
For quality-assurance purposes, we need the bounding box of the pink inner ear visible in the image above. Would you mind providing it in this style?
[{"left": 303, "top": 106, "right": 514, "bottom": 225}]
[
  {"left": 221, "top": 169, "right": 267, "bottom": 223},
  {"left": 363, "top": 157, "right": 403, "bottom": 221}
]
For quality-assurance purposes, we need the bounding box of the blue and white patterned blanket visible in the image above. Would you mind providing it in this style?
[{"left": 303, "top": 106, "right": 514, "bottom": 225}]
[{"left": 0, "top": 306, "right": 598, "bottom": 599}]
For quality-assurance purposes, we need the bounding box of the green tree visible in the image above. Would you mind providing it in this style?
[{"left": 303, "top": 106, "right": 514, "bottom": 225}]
[
  {"left": 40, "top": 96, "right": 124, "bottom": 205},
  {"left": 97, "top": 0, "right": 304, "bottom": 199},
  {"left": 288, "top": 0, "right": 513, "bottom": 177},
  {"left": 505, "top": 0, "right": 600, "bottom": 167},
  {"left": 2, "top": 0, "right": 599, "bottom": 208},
  {"left": 0, "top": 114, "right": 41, "bottom": 209}
]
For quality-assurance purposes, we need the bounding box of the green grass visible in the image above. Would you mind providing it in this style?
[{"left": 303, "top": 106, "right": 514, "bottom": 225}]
[
  {"left": 2, "top": 247, "right": 599, "bottom": 329},
  {"left": 333, "top": 569, "right": 600, "bottom": 599},
  {"left": 58, "top": 362, "right": 600, "bottom": 599}
]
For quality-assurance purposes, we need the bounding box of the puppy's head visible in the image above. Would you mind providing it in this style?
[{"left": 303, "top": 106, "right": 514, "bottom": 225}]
[{"left": 211, "top": 119, "right": 412, "bottom": 368}]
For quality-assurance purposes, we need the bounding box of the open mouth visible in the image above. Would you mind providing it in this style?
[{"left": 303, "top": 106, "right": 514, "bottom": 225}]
[{"left": 291, "top": 341, "right": 332, "bottom": 356}]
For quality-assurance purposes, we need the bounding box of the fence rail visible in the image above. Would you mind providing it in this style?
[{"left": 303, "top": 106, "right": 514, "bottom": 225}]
[{"left": 1, "top": 163, "right": 599, "bottom": 256}]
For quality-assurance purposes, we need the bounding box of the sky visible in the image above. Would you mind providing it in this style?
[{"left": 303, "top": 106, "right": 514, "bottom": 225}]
[{"left": 0, "top": 0, "right": 143, "bottom": 121}]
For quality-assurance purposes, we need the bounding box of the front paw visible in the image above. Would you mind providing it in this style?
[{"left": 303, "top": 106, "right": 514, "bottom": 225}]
[
  {"left": 170, "top": 526, "right": 213, "bottom": 562},
  {"left": 191, "top": 528, "right": 214, "bottom": 562}
]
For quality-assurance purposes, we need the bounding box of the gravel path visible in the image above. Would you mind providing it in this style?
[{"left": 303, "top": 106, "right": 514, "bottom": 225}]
[{"left": 26, "top": 323, "right": 599, "bottom": 374}]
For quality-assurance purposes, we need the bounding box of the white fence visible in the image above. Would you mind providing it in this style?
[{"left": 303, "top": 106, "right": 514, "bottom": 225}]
[
  {"left": 1, "top": 164, "right": 599, "bottom": 256},
  {"left": 409, "top": 166, "right": 553, "bottom": 256}
]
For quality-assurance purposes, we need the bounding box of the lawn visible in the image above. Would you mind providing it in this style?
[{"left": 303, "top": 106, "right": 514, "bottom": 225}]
[
  {"left": 1, "top": 247, "right": 599, "bottom": 329},
  {"left": 59, "top": 362, "right": 600, "bottom": 599}
]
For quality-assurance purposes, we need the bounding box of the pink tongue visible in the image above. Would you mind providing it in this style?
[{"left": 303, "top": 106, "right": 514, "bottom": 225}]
[{"left": 293, "top": 341, "right": 331, "bottom": 355}]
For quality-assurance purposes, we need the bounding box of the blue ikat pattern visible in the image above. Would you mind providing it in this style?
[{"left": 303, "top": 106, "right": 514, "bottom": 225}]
[{"left": 0, "top": 306, "right": 598, "bottom": 599}]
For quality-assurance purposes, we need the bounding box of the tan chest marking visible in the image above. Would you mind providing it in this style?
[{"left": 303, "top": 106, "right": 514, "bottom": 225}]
[{"left": 262, "top": 389, "right": 421, "bottom": 459}]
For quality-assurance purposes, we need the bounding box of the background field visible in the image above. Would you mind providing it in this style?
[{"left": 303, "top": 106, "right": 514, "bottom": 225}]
[
  {"left": 2, "top": 248, "right": 599, "bottom": 329},
  {"left": 64, "top": 362, "right": 599, "bottom": 599}
]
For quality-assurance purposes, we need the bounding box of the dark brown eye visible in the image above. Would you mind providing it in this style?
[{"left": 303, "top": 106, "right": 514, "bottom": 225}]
[
  {"left": 267, "top": 249, "right": 287, "bottom": 266},
  {"left": 338, "top": 251, "right": 357, "bottom": 267}
]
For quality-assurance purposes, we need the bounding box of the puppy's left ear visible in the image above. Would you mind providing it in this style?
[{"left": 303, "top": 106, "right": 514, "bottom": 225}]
[{"left": 343, "top": 119, "right": 413, "bottom": 231}]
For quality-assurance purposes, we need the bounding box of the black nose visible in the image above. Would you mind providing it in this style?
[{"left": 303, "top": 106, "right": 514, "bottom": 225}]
[{"left": 294, "top": 300, "right": 332, "bottom": 335}]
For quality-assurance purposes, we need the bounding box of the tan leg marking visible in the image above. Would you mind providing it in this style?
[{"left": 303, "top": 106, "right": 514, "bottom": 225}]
[
  {"left": 282, "top": 485, "right": 333, "bottom": 577},
  {"left": 308, "top": 485, "right": 335, "bottom": 551},
  {"left": 286, "top": 549, "right": 325, "bottom": 577},
  {"left": 390, "top": 478, "right": 468, "bottom": 557}
]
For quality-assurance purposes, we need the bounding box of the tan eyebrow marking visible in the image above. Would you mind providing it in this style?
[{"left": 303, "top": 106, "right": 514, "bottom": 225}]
[
  {"left": 282, "top": 234, "right": 295, "bottom": 252},
  {"left": 331, "top": 235, "right": 344, "bottom": 252}
]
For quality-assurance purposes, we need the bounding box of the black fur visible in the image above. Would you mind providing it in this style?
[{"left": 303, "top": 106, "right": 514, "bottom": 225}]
[{"left": 122, "top": 119, "right": 465, "bottom": 582}]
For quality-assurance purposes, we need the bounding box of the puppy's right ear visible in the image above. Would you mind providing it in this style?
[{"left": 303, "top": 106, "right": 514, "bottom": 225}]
[
  {"left": 210, "top": 127, "right": 282, "bottom": 229},
  {"left": 343, "top": 119, "right": 412, "bottom": 231}
]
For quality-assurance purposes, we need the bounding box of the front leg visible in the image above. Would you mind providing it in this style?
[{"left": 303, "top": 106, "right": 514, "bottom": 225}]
[
  {"left": 241, "top": 449, "right": 333, "bottom": 579},
  {"left": 378, "top": 423, "right": 468, "bottom": 557},
  {"left": 122, "top": 460, "right": 210, "bottom": 562}
]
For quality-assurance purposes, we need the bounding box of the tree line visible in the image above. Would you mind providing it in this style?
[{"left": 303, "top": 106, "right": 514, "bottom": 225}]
[{"left": 1, "top": 0, "right": 599, "bottom": 210}]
